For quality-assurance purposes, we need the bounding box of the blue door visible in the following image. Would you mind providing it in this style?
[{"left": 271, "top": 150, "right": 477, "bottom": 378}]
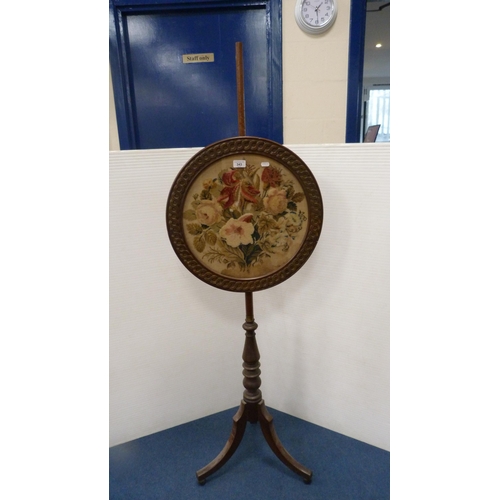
[{"left": 110, "top": 0, "right": 283, "bottom": 150}]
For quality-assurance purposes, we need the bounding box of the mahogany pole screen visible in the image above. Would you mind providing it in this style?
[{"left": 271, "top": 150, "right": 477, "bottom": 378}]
[{"left": 165, "top": 43, "right": 323, "bottom": 484}]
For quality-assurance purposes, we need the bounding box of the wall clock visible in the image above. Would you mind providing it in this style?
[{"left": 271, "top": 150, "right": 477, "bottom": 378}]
[
  {"left": 166, "top": 136, "right": 323, "bottom": 293},
  {"left": 295, "top": 0, "right": 338, "bottom": 35}
]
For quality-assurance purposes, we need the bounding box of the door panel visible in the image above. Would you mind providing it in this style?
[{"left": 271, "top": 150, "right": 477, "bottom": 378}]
[{"left": 110, "top": 1, "right": 282, "bottom": 150}]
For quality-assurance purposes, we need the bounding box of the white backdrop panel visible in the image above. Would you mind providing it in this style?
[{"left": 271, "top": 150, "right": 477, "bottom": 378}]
[{"left": 110, "top": 143, "right": 389, "bottom": 450}]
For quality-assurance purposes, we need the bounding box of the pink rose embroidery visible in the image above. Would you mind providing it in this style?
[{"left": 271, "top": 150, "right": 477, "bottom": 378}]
[
  {"left": 263, "top": 188, "right": 288, "bottom": 215},
  {"left": 196, "top": 200, "right": 222, "bottom": 226}
]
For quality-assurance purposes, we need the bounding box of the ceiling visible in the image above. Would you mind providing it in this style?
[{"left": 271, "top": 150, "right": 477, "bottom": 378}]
[{"left": 363, "top": 2, "right": 390, "bottom": 80}]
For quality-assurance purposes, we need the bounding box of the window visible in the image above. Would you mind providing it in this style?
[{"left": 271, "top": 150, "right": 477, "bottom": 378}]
[{"left": 366, "top": 89, "right": 390, "bottom": 142}]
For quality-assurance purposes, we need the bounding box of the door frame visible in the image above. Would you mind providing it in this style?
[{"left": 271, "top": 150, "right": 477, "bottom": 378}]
[
  {"left": 109, "top": 0, "right": 283, "bottom": 149},
  {"left": 345, "top": 0, "right": 367, "bottom": 143}
]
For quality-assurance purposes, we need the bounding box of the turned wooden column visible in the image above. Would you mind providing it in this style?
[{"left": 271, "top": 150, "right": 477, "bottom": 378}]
[{"left": 242, "top": 292, "right": 262, "bottom": 423}]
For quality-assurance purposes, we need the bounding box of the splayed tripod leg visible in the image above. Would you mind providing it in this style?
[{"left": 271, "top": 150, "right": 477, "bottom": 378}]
[
  {"left": 258, "top": 401, "right": 313, "bottom": 483},
  {"left": 196, "top": 403, "right": 247, "bottom": 484}
]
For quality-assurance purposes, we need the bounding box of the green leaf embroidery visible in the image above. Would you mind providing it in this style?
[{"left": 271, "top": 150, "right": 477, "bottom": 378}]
[
  {"left": 183, "top": 209, "right": 197, "bottom": 221},
  {"left": 292, "top": 192, "right": 305, "bottom": 203},
  {"left": 193, "top": 235, "right": 206, "bottom": 253},
  {"left": 205, "top": 231, "right": 217, "bottom": 246},
  {"left": 186, "top": 223, "right": 203, "bottom": 235}
]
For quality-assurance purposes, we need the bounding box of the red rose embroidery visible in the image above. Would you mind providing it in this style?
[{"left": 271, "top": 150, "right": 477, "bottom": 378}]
[{"left": 261, "top": 166, "right": 282, "bottom": 188}]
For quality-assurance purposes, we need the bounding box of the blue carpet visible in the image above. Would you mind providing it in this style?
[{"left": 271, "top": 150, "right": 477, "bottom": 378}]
[{"left": 110, "top": 406, "right": 389, "bottom": 499}]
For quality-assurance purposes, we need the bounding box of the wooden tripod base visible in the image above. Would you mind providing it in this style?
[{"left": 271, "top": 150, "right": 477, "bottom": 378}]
[
  {"left": 196, "top": 292, "right": 312, "bottom": 484},
  {"left": 196, "top": 399, "right": 313, "bottom": 484}
]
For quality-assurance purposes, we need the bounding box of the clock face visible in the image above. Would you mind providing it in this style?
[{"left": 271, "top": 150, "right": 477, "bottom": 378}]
[
  {"left": 302, "top": 0, "right": 333, "bottom": 27},
  {"left": 296, "top": 0, "right": 338, "bottom": 35}
]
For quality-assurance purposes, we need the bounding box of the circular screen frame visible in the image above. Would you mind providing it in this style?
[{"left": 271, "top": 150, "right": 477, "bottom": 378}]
[{"left": 166, "top": 136, "right": 323, "bottom": 292}]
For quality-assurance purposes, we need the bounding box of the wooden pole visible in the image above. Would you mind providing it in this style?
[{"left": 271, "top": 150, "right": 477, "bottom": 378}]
[
  {"left": 245, "top": 291, "right": 254, "bottom": 322},
  {"left": 235, "top": 41, "right": 246, "bottom": 136}
]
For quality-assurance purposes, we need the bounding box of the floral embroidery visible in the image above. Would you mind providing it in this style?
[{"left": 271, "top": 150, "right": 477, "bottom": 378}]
[
  {"left": 263, "top": 188, "right": 288, "bottom": 215},
  {"left": 261, "top": 165, "right": 282, "bottom": 188},
  {"left": 195, "top": 200, "right": 222, "bottom": 226},
  {"left": 219, "top": 215, "right": 255, "bottom": 247},
  {"left": 183, "top": 159, "right": 307, "bottom": 274}
]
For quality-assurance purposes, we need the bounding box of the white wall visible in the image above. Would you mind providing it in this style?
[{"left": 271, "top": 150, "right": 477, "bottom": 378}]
[
  {"left": 282, "top": 0, "right": 350, "bottom": 144},
  {"left": 109, "top": 0, "right": 351, "bottom": 149},
  {"left": 110, "top": 143, "right": 389, "bottom": 450}
]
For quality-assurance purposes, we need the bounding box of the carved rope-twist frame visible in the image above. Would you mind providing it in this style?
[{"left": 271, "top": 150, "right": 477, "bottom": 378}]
[{"left": 166, "top": 137, "right": 323, "bottom": 292}]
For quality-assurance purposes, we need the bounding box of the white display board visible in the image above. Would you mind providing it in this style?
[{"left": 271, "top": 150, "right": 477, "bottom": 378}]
[{"left": 110, "top": 143, "right": 389, "bottom": 450}]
